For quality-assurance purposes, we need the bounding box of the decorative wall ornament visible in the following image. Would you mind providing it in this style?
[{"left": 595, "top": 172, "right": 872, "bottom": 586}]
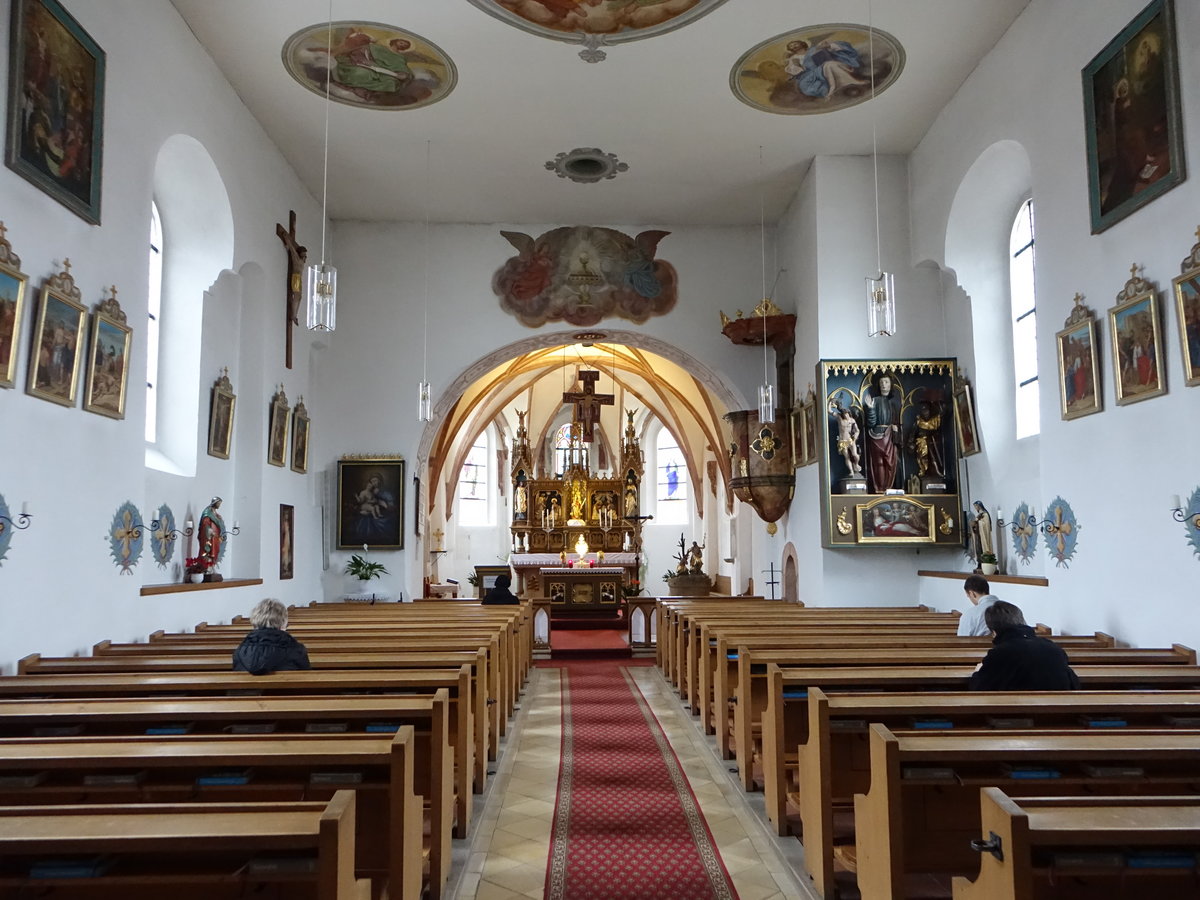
[
  {"left": 149, "top": 503, "right": 176, "bottom": 569},
  {"left": 1082, "top": 0, "right": 1185, "bottom": 234},
  {"left": 26, "top": 259, "right": 86, "bottom": 407},
  {"left": 1009, "top": 502, "right": 1040, "bottom": 565},
  {"left": 267, "top": 385, "right": 290, "bottom": 467},
  {"left": 1055, "top": 293, "right": 1102, "bottom": 420},
  {"left": 207, "top": 369, "right": 236, "bottom": 459},
  {"left": 464, "top": 0, "right": 730, "bottom": 63},
  {"left": 6, "top": 0, "right": 106, "bottom": 223},
  {"left": 108, "top": 501, "right": 144, "bottom": 574},
  {"left": 282, "top": 22, "right": 456, "bottom": 110},
  {"left": 493, "top": 226, "right": 677, "bottom": 327},
  {"left": 731, "top": 24, "right": 904, "bottom": 116},
  {"left": 1108, "top": 264, "right": 1166, "bottom": 405},
  {"left": 83, "top": 285, "right": 132, "bottom": 419},
  {"left": 0, "top": 222, "right": 28, "bottom": 389},
  {"left": 1180, "top": 487, "right": 1200, "bottom": 560},
  {"left": 545, "top": 148, "right": 629, "bottom": 183},
  {"left": 1172, "top": 226, "right": 1200, "bottom": 387},
  {"left": 1043, "top": 496, "right": 1080, "bottom": 568},
  {"left": 0, "top": 492, "right": 31, "bottom": 565}
]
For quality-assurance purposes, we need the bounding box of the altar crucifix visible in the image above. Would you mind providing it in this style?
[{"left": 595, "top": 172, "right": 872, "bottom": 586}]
[
  {"left": 562, "top": 370, "right": 613, "bottom": 442},
  {"left": 275, "top": 210, "right": 308, "bottom": 369}
]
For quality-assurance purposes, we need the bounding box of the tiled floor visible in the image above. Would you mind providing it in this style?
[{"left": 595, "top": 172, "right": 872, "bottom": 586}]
[{"left": 447, "top": 663, "right": 818, "bottom": 900}]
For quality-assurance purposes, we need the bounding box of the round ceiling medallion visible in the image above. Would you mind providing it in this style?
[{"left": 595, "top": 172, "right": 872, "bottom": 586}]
[
  {"left": 731, "top": 24, "right": 904, "bottom": 115},
  {"left": 282, "top": 22, "right": 456, "bottom": 110},
  {"left": 545, "top": 148, "right": 629, "bottom": 183}
]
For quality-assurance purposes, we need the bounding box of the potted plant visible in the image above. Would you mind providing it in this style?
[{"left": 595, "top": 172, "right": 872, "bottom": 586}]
[
  {"left": 345, "top": 545, "right": 388, "bottom": 592},
  {"left": 979, "top": 551, "right": 998, "bottom": 576},
  {"left": 184, "top": 555, "right": 212, "bottom": 584}
]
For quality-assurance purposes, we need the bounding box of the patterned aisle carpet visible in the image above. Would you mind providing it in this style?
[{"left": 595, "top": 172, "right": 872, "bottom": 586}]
[{"left": 544, "top": 660, "right": 739, "bottom": 900}]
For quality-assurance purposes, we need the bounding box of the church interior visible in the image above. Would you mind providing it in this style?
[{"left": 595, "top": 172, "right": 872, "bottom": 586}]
[{"left": 0, "top": 0, "right": 1199, "bottom": 897}]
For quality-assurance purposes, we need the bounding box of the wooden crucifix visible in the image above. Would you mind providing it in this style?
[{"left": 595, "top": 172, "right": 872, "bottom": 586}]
[
  {"left": 276, "top": 210, "right": 308, "bottom": 369},
  {"left": 562, "top": 370, "right": 613, "bottom": 442}
]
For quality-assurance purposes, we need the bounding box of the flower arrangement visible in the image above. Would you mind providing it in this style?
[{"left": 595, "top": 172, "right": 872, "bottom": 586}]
[
  {"left": 345, "top": 544, "right": 388, "bottom": 581},
  {"left": 622, "top": 579, "right": 642, "bottom": 599},
  {"left": 185, "top": 555, "right": 214, "bottom": 575}
]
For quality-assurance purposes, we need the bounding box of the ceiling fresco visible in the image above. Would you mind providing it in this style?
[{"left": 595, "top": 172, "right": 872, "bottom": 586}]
[
  {"left": 731, "top": 25, "right": 904, "bottom": 115},
  {"left": 282, "top": 22, "right": 456, "bottom": 110}
]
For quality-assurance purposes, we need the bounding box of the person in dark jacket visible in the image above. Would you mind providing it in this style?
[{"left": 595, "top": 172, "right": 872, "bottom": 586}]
[
  {"left": 969, "top": 600, "right": 1079, "bottom": 691},
  {"left": 232, "top": 598, "right": 311, "bottom": 675},
  {"left": 481, "top": 573, "right": 520, "bottom": 606}
]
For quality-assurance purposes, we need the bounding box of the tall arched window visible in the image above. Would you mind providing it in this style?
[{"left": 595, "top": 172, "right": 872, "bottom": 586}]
[
  {"left": 655, "top": 426, "right": 687, "bottom": 524},
  {"left": 458, "top": 429, "right": 490, "bottom": 526},
  {"left": 1010, "top": 198, "right": 1039, "bottom": 438},
  {"left": 553, "top": 422, "right": 589, "bottom": 475},
  {"left": 145, "top": 201, "right": 163, "bottom": 442}
]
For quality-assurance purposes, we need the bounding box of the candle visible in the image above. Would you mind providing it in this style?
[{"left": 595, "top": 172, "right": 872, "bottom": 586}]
[
  {"left": 233, "top": 520, "right": 239, "bottom": 530},
  {"left": 185, "top": 519, "right": 193, "bottom": 531},
  {"left": 1171, "top": 494, "right": 1183, "bottom": 510},
  {"left": 20, "top": 501, "right": 29, "bottom": 516}
]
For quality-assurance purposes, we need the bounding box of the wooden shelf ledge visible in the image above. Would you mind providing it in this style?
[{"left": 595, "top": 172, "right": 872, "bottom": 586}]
[
  {"left": 140, "top": 578, "right": 264, "bottom": 596},
  {"left": 917, "top": 569, "right": 1049, "bottom": 587}
]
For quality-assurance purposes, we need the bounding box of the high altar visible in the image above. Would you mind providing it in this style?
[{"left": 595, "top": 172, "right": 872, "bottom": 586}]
[{"left": 507, "top": 397, "right": 645, "bottom": 603}]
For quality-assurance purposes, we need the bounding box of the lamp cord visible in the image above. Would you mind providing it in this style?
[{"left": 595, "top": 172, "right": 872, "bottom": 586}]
[
  {"left": 319, "top": 0, "right": 333, "bottom": 267},
  {"left": 869, "top": 0, "right": 881, "bottom": 278},
  {"left": 759, "top": 145, "right": 769, "bottom": 385},
  {"left": 422, "top": 139, "right": 430, "bottom": 384}
]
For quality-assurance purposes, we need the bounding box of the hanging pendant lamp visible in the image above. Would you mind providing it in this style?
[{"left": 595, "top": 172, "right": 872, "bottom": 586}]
[
  {"left": 864, "top": 1, "right": 896, "bottom": 337},
  {"left": 305, "top": 3, "right": 337, "bottom": 332}
]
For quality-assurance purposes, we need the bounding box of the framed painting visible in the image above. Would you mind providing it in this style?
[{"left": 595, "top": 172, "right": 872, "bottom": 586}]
[
  {"left": 82, "top": 305, "right": 131, "bottom": 418},
  {"left": 26, "top": 281, "right": 86, "bottom": 406},
  {"left": 337, "top": 456, "right": 404, "bottom": 549},
  {"left": 1173, "top": 260, "right": 1200, "bottom": 387},
  {"left": 6, "top": 0, "right": 105, "bottom": 224},
  {"left": 857, "top": 497, "right": 935, "bottom": 544},
  {"left": 1082, "top": 0, "right": 1185, "bottom": 233},
  {"left": 279, "top": 504, "right": 294, "bottom": 580},
  {"left": 0, "top": 240, "right": 28, "bottom": 389},
  {"left": 207, "top": 370, "right": 235, "bottom": 459},
  {"left": 953, "top": 382, "right": 980, "bottom": 457},
  {"left": 789, "top": 406, "right": 805, "bottom": 469},
  {"left": 267, "top": 385, "right": 290, "bottom": 467},
  {"left": 412, "top": 475, "right": 421, "bottom": 537},
  {"left": 290, "top": 396, "right": 309, "bottom": 474},
  {"left": 1109, "top": 286, "right": 1165, "bottom": 404},
  {"left": 1055, "top": 296, "right": 1103, "bottom": 420},
  {"left": 802, "top": 400, "right": 818, "bottom": 466}
]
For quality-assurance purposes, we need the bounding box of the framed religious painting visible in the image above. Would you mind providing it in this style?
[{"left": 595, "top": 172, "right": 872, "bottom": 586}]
[
  {"left": 82, "top": 294, "right": 131, "bottom": 419},
  {"left": 26, "top": 270, "right": 86, "bottom": 407},
  {"left": 1081, "top": 0, "right": 1185, "bottom": 233},
  {"left": 1173, "top": 244, "right": 1200, "bottom": 387},
  {"left": 337, "top": 456, "right": 405, "bottom": 550},
  {"left": 788, "top": 406, "right": 805, "bottom": 469},
  {"left": 267, "top": 385, "right": 290, "bottom": 467},
  {"left": 0, "top": 229, "right": 28, "bottom": 389},
  {"left": 6, "top": 0, "right": 106, "bottom": 223},
  {"left": 279, "top": 504, "right": 294, "bottom": 580},
  {"left": 290, "top": 396, "right": 310, "bottom": 474},
  {"left": 802, "top": 400, "right": 818, "bottom": 466},
  {"left": 1108, "top": 273, "right": 1165, "bottom": 404},
  {"left": 953, "top": 381, "right": 980, "bottom": 457},
  {"left": 207, "top": 369, "right": 235, "bottom": 459},
  {"left": 1055, "top": 295, "right": 1103, "bottom": 420}
]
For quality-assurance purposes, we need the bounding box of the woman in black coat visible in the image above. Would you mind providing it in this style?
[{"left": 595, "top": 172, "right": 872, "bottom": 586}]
[
  {"left": 232, "top": 598, "right": 311, "bottom": 675},
  {"left": 481, "top": 573, "right": 520, "bottom": 605}
]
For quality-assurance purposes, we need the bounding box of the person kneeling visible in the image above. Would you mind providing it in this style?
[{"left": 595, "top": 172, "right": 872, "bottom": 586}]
[
  {"left": 232, "top": 598, "right": 311, "bottom": 675},
  {"left": 969, "top": 600, "right": 1079, "bottom": 691}
]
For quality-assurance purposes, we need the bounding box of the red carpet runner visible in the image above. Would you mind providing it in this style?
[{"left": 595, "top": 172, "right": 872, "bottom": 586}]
[{"left": 544, "top": 660, "right": 739, "bottom": 900}]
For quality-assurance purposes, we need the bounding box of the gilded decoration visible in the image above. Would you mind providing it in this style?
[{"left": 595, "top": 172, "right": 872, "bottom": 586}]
[
  {"left": 493, "top": 226, "right": 677, "bottom": 327},
  {"left": 731, "top": 24, "right": 904, "bottom": 116},
  {"left": 751, "top": 426, "right": 779, "bottom": 461},
  {"left": 282, "top": 22, "right": 456, "bottom": 110}
]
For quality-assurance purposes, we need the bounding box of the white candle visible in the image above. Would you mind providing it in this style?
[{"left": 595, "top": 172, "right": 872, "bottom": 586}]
[
  {"left": 233, "top": 520, "right": 239, "bottom": 530},
  {"left": 1171, "top": 494, "right": 1183, "bottom": 510},
  {"left": 20, "top": 501, "right": 29, "bottom": 516},
  {"left": 185, "top": 519, "right": 193, "bottom": 531}
]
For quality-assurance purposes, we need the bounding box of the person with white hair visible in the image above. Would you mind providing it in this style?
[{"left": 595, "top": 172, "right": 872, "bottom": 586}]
[{"left": 232, "top": 598, "right": 311, "bottom": 675}]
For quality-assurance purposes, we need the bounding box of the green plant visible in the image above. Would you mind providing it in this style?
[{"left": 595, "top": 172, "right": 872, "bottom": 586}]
[
  {"left": 345, "top": 553, "right": 388, "bottom": 581},
  {"left": 466, "top": 572, "right": 481, "bottom": 588},
  {"left": 979, "top": 551, "right": 998, "bottom": 565}
]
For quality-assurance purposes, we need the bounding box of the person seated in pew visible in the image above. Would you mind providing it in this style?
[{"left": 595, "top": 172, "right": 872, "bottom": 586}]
[
  {"left": 969, "top": 600, "right": 1080, "bottom": 691},
  {"left": 957, "top": 573, "right": 1000, "bottom": 636},
  {"left": 232, "top": 598, "right": 311, "bottom": 675},
  {"left": 481, "top": 573, "right": 520, "bottom": 606}
]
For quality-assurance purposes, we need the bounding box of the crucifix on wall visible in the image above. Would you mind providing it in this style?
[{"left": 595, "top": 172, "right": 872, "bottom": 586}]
[
  {"left": 562, "top": 370, "right": 613, "bottom": 442},
  {"left": 275, "top": 210, "right": 308, "bottom": 370}
]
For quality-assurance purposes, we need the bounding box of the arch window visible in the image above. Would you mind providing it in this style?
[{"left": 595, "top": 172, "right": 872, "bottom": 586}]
[
  {"left": 655, "top": 426, "right": 687, "bottom": 524},
  {"left": 145, "top": 201, "right": 163, "bottom": 442},
  {"left": 553, "top": 422, "right": 588, "bottom": 475},
  {"left": 458, "top": 429, "right": 490, "bottom": 526},
  {"left": 1010, "top": 198, "right": 1039, "bottom": 439}
]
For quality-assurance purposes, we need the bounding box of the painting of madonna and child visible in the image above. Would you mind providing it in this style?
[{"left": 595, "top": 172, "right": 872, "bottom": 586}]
[
  {"left": 818, "top": 359, "right": 964, "bottom": 548},
  {"left": 337, "top": 458, "right": 405, "bottom": 550}
]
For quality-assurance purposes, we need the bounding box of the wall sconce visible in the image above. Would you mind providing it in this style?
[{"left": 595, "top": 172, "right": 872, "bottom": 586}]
[
  {"left": 1170, "top": 494, "right": 1200, "bottom": 529},
  {"left": 221, "top": 520, "right": 242, "bottom": 539},
  {"left": 0, "top": 503, "right": 33, "bottom": 534},
  {"left": 997, "top": 511, "right": 1041, "bottom": 535}
]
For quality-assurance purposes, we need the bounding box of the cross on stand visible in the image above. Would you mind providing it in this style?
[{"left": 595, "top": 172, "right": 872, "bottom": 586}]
[
  {"left": 562, "top": 370, "right": 613, "bottom": 442},
  {"left": 761, "top": 562, "right": 781, "bottom": 600}
]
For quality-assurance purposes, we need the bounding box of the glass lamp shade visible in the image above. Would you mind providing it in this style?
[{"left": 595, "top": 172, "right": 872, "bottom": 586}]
[
  {"left": 757, "top": 383, "right": 775, "bottom": 424},
  {"left": 305, "top": 262, "right": 337, "bottom": 332},
  {"left": 417, "top": 381, "right": 432, "bottom": 422},
  {"left": 866, "top": 272, "right": 897, "bottom": 337}
]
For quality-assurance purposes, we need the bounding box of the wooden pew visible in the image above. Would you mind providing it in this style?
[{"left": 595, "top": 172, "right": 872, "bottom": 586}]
[
  {"left": 0, "top": 792, "right": 369, "bottom": 900},
  {"left": 953, "top": 790, "right": 1200, "bottom": 900},
  {"left": 786, "top": 686, "right": 1200, "bottom": 899},
  {"left": 852, "top": 725, "right": 1200, "bottom": 900},
  {"left": 0, "top": 728, "right": 435, "bottom": 900}
]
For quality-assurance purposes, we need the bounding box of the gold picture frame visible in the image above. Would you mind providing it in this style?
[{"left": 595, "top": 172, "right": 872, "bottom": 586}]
[
  {"left": 337, "top": 455, "right": 405, "bottom": 549},
  {"left": 82, "top": 295, "right": 131, "bottom": 419},
  {"left": 1108, "top": 268, "right": 1165, "bottom": 405},
  {"left": 267, "top": 385, "right": 290, "bottom": 467},
  {"left": 207, "top": 369, "right": 236, "bottom": 459},
  {"left": 26, "top": 267, "right": 86, "bottom": 407},
  {"left": 291, "top": 396, "right": 310, "bottom": 474},
  {"left": 0, "top": 230, "right": 28, "bottom": 389},
  {"left": 789, "top": 406, "right": 805, "bottom": 469},
  {"left": 1055, "top": 295, "right": 1103, "bottom": 420},
  {"left": 856, "top": 496, "right": 936, "bottom": 543},
  {"left": 953, "top": 381, "right": 980, "bottom": 456},
  {"left": 1173, "top": 255, "right": 1200, "bottom": 387},
  {"left": 802, "top": 399, "right": 818, "bottom": 466}
]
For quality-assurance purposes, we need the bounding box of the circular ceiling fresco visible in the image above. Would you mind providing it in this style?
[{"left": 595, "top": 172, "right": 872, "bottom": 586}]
[
  {"left": 465, "top": 0, "right": 731, "bottom": 61},
  {"left": 282, "top": 22, "right": 456, "bottom": 110},
  {"left": 731, "top": 25, "right": 904, "bottom": 115}
]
